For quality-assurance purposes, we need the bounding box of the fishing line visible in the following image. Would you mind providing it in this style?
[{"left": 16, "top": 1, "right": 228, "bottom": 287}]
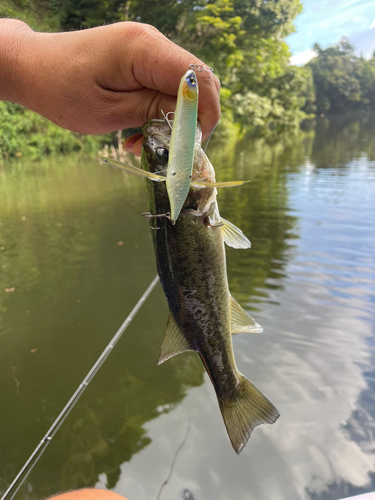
[
  {"left": 1, "top": 274, "right": 160, "bottom": 500},
  {"left": 203, "top": 125, "right": 217, "bottom": 153},
  {"left": 156, "top": 421, "right": 191, "bottom": 500}
]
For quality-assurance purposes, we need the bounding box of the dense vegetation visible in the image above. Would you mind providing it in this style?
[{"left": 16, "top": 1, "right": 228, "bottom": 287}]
[
  {"left": 307, "top": 38, "right": 375, "bottom": 115},
  {"left": 0, "top": 102, "right": 100, "bottom": 159},
  {"left": 1, "top": 0, "right": 375, "bottom": 158}
]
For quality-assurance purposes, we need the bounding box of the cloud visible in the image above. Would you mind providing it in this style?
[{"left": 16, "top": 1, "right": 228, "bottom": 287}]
[
  {"left": 290, "top": 49, "right": 318, "bottom": 66},
  {"left": 371, "top": 18, "right": 375, "bottom": 29},
  {"left": 288, "top": 0, "right": 375, "bottom": 54}
]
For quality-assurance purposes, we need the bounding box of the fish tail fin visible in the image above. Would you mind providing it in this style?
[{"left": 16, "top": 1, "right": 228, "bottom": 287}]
[{"left": 218, "top": 374, "right": 279, "bottom": 454}]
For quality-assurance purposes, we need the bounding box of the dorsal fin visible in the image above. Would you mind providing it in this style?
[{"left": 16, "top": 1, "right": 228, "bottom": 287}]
[
  {"left": 158, "top": 313, "right": 195, "bottom": 365},
  {"left": 231, "top": 296, "right": 263, "bottom": 334},
  {"left": 221, "top": 218, "right": 251, "bottom": 249}
]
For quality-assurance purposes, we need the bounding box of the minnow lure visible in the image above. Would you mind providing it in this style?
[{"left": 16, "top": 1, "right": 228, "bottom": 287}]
[{"left": 166, "top": 69, "right": 199, "bottom": 224}]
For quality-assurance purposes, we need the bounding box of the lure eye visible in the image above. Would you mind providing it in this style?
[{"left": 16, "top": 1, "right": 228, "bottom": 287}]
[
  {"left": 186, "top": 73, "right": 197, "bottom": 89},
  {"left": 189, "top": 76, "right": 196, "bottom": 86},
  {"left": 155, "top": 147, "right": 169, "bottom": 164}
]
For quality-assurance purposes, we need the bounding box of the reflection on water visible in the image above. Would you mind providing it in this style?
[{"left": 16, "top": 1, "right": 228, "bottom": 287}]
[{"left": 0, "top": 115, "right": 374, "bottom": 500}]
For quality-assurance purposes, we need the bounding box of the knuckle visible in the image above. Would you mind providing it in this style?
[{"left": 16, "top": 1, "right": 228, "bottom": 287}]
[
  {"left": 123, "top": 21, "right": 162, "bottom": 42},
  {"left": 198, "top": 68, "right": 216, "bottom": 87},
  {"left": 141, "top": 23, "right": 162, "bottom": 35}
]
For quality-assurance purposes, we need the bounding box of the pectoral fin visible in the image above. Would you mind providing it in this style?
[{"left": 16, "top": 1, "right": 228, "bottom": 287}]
[
  {"left": 231, "top": 296, "right": 263, "bottom": 334},
  {"left": 99, "top": 156, "right": 166, "bottom": 182},
  {"left": 158, "top": 313, "right": 195, "bottom": 365},
  {"left": 192, "top": 180, "right": 250, "bottom": 188},
  {"left": 221, "top": 218, "right": 251, "bottom": 249}
]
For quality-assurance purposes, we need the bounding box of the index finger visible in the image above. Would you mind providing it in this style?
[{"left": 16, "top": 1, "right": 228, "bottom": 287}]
[{"left": 128, "top": 23, "right": 221, "bottom": 140}]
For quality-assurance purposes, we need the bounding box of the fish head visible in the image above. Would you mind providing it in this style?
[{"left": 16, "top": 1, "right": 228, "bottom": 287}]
[{"left": 141, "top": 119, "right": 171, "bottom": 175}]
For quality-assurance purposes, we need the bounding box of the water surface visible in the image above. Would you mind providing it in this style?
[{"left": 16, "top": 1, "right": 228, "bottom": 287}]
[{"left": 0, "top": 115, "right": 374, "bottom": 500}]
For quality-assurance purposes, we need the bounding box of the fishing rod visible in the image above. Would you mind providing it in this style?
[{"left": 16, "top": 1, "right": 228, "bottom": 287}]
[{"left": 1, "top": 275, "right": 160, "bottom": 500}]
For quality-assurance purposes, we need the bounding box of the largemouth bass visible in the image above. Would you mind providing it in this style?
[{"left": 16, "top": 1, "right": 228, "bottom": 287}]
[{"left": 141, "top": 119, "right": 280, "bottom": 453}]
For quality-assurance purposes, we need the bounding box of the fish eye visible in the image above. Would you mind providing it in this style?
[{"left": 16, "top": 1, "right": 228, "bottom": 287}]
[{"left": 155, "top": 147, "right": 169, "bottom": 164}]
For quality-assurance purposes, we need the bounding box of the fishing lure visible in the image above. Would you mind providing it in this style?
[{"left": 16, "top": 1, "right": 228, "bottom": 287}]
[{"left": 166, "top": 69, "right": 199, "bottom": 224}]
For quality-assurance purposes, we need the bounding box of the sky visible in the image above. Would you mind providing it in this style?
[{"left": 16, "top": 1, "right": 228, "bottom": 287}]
[{"left": 287, "top": 0, "right": 375, "bottom": 65}]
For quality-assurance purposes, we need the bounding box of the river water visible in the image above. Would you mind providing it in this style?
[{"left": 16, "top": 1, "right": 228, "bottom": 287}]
[{"left": 0, "top": 114, "right": 374, "bottom": 500}]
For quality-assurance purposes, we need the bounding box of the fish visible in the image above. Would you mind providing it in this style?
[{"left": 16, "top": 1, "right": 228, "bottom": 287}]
[
  {"left": 141, "top": 119, "right": 280, "bottom": 453},
  {"left": 166, "top": 69, "right": 198, "bottom": 224}
]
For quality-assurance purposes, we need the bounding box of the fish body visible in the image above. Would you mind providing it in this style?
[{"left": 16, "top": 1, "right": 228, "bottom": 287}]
[
  {"left": 166, "top": 70, "right": 198, "bottom": 224},
  {"left": 141, "top": 119, "right": 279, "bottom": 453}
]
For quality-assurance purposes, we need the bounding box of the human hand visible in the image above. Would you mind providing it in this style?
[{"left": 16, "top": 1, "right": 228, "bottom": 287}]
[
  {"left": 0, "top": 20, "right": 220, "bottom": 141},
  {"left": 47, "top": 488, "right": 128, "bottom": 500}
]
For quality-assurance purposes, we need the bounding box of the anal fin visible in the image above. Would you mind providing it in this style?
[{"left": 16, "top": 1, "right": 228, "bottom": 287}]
[
  {"left": 158, "top": 313, "right": 195, "bottom": 365},
  {"left": 231, "top": 296, "right": 263, "bottom": 334},
  {"left": 221, "top": 218, "right": 251, "bottom": 249}
]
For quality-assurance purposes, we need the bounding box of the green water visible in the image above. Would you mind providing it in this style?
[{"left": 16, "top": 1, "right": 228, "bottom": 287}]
[{"left": 0, "top": 115, "right": 374, "bottom": 500}]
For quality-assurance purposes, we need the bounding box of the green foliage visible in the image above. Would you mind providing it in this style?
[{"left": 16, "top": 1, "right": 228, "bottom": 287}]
[
  {"left": 0, "top": 0, "right": 60, "bottom": 31},
  {"left": 54, "top": 0, "right": 125, "bottom": 30},
  {"left": 125, "top": 0, "right": 206, "bottom": 37},
  {"left": 308, "top": 37, "right": 375, "bottom": 114},
  {"left": 230, "top": 64, "right": 313, "bottom": 133},
  {"left": 0, "top": 102, "right": 102, "bottom": 159},
  {"left": 233, "top": 0, "right": 302, "bottom": 38}
]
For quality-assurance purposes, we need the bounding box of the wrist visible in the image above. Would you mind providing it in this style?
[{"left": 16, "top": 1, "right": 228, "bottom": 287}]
[{"left": 0, "top": 19, "right": 35, "bottom": 103}]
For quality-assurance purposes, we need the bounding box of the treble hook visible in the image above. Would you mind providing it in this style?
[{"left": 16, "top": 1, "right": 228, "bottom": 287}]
[
  {"left": 165, "top": 111, "right": 175, "bottom": 123},
  {"left": 142, "top": 211, "right": 172, "bottom": 230},
  {"left": 161, "top": 110, "right": 174, "bottom": 131}
]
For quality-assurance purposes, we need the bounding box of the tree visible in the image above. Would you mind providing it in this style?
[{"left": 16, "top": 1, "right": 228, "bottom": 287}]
[{"left": 308, "top": 38, "right": 375, "bottom": 114}]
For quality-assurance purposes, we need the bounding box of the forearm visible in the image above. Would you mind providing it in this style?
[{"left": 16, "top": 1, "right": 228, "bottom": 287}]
[{"left": 0, "top": 19, "right": 34, "bottom": 103}]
